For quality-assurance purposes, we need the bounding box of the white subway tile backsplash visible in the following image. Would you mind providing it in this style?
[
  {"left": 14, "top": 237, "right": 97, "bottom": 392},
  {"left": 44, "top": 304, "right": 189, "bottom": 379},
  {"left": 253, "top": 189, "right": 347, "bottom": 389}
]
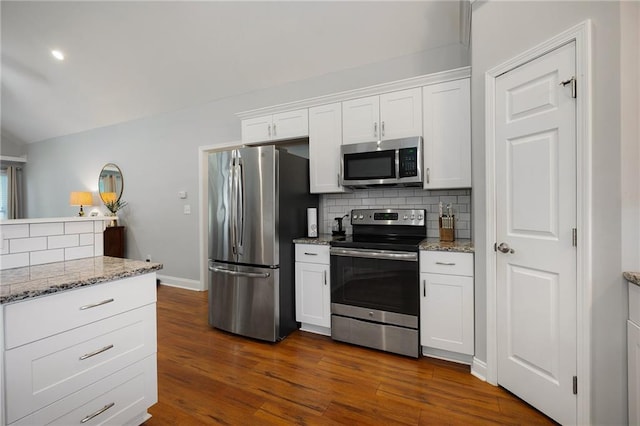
[
  {"left": 0, "top": 253, "right": 29, "bottom": 270},
  {"left": 48, "top": 234, "right": 79, "bottom": 249},
  {"left": 319, "top": 187, "right": 472, "bottom": 239},
  {"left": 10, "top": 237, "right": 47, "bottom": 253},
  {"left": 30, "top": 249, "right": 64, "bottom": 266},
  {"left": 1, "top": 224, "right": 29, "bottom": 239},
  {"left": 65, "top": 245, "right": 94, "bottom": 261},
  {"left": 30, "top": 222, "right": 64, "bottom": 237},
  {"left": 65, "top": 221, "right": 94, "bottom": 235},
  {"left": 79, "top": 233, "right": 94, "bottom": 246}
]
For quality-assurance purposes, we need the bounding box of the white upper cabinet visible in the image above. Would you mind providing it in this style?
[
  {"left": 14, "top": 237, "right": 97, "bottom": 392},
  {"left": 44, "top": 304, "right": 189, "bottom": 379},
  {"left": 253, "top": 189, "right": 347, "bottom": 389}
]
[
  {"left": 422, "top": 78, "right": 471, "bottom": 189},
  {"left": 342, "top": 87, "right": 422, "bottom": 145},
  {"left": 309, "top": 103, "right": 347, "bottom": 194},
  {"left": 241, "top": 109, "right": 309, "bottom": 144}
]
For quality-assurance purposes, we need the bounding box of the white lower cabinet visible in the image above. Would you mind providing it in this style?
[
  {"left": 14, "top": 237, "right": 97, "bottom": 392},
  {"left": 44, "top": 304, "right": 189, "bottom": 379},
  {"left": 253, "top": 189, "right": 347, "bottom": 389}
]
[
  {"left": 629, "top": 282, "right": 640, "bottom": 424},
  {"left": 295, "top": 244, "right": 331, "bottom": 336},
  {"left": 2, "top": 273, "right": 158, "bottom": 426},
  {"left": 420, "top": 251, "right": 474, "bottom": 361}
]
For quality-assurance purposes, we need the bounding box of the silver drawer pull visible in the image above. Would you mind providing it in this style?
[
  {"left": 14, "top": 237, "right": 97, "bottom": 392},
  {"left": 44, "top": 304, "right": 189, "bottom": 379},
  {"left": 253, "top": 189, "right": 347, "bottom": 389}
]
[
  {"left": 79, "top": 344, "right": 114, "bottom": 360},
  {"left": 435, "top": 262, "right": 456, "bottom": 266},
  {"left": 81, "top": 402, "right": 115, "bottom": 423},
  {"left": 79, "top": 298, "right": 114, "bottom": 310},
  {"left": 304, "top": 252, "right": 318, "bottom": 256}
]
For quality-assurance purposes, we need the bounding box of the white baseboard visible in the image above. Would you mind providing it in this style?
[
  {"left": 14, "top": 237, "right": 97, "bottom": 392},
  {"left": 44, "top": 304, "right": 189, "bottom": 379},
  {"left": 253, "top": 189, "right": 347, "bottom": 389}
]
[
  {"left": 299, "top": 323, "right": 331, "bottom": 337},
  {"left": 421, "top": 346, "right": 473, "bottom": 365},
  {"left": 471, "top": 357, "right": 488, "bottom": 382},
  {"left": 157, "top": 274, "right": 204, "bottom": 291}
]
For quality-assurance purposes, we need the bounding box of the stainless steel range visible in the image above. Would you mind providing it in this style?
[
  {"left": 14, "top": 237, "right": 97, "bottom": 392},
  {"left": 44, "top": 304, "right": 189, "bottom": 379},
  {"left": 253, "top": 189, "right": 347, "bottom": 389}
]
[{"left": 330, "top": 208, "right": 426, "bottom": 358}]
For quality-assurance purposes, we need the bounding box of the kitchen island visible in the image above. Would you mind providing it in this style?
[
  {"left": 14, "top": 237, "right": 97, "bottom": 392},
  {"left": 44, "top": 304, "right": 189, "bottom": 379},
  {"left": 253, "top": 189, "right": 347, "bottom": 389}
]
[{"left": 0, "top": 256, "right": 162, "bottom": 426}]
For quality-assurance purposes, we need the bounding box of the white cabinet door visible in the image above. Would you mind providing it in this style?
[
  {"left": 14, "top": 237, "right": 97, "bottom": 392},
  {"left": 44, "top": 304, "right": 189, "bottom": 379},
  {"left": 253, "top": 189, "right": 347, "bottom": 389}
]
[
  {"left": 379, "top": 87, "right": 422, "bottom": 140},
  {"left": 241, "top": 109, "right": 308, "bottom": 144},
  {"left": 420, "top": 272, "right": 474, "bottom": 355},
  {"left": 342, "top": 95, "right": 380, "bottom": 144},
  {"left": 272, "top": 109, "right": 308, "bottom": 141},
  {"left": 241, "top": 115, "right": 273, "bottom": 144},
  {"left": 309, "top": 103, "right": 345, "bottom": 193},
  {"left": 295, "top": 262, "right": 330, "bottom": 329},
  {"left": 423, "top": 78, "right": 471, "bottom": 189},
  {"left": 630, "top": 320, "right": 640, "bottom": 426}
]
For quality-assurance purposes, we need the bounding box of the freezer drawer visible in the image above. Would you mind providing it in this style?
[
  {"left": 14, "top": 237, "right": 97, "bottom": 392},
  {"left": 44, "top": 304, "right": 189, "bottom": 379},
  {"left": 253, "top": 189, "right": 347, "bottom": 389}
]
[{"left": 208, "top": 261, "right": 280, "bottom": 342}]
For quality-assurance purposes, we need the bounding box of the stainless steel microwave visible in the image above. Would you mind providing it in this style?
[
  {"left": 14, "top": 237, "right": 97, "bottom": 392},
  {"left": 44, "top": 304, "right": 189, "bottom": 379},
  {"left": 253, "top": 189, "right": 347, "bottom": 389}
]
[{"left": 340, "top": 136, "right": 423, "bottom": 188}]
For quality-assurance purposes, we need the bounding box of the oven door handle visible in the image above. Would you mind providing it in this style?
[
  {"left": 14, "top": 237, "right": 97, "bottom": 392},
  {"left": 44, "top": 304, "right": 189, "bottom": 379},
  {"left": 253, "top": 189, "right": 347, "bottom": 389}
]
[{"left": 330, "top": 247, "right": 417, "bottom": 262}]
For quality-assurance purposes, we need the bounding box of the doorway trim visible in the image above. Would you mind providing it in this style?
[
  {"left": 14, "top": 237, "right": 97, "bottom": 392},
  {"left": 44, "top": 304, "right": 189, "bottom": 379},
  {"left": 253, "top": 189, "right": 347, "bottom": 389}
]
[{"left": 484, "top": 20, "right": 592, "bottom": 424}]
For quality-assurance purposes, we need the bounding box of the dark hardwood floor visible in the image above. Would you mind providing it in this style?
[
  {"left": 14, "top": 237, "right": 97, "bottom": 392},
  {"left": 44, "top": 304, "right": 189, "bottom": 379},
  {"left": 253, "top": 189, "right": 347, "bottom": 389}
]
[{"left": 144, "top": 285, "right": 554, "bottom": 425}]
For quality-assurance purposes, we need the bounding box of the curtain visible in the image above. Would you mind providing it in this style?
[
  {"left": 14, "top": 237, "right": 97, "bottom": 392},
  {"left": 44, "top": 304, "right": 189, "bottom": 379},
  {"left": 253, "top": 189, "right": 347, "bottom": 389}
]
[{"left": 7, "top": 166, "right": 22, "bottom": 219}]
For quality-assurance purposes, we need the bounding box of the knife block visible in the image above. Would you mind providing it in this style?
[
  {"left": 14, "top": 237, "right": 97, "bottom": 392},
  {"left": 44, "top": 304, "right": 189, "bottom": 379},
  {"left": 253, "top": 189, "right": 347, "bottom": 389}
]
[{"left": 439, "top": 216, "right": 455, "bottom": 242}]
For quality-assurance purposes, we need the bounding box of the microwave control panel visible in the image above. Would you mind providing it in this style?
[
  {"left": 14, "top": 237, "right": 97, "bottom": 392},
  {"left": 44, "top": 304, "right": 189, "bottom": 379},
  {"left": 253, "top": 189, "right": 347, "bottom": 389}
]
[{"left": 398, "top": 148, "right": 418, "bottom": 178}]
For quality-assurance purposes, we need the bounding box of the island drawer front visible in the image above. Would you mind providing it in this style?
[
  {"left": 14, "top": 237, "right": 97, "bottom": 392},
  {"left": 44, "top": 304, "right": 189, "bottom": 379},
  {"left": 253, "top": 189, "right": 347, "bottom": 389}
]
[
  {"left": 10, "top": 354, "right": 157, "bottom": 426},
  {"left": 420, "top": 251, "right": 474, "bottom": 276},
  {"left": 295, "top": 244, "right": 330, "bottom": 264},
  {"left": 4, "top": 273, "right": 156, "bottom": 349},
  {"left": 5, "top": 304, "right": 156, "bottom": 424}
]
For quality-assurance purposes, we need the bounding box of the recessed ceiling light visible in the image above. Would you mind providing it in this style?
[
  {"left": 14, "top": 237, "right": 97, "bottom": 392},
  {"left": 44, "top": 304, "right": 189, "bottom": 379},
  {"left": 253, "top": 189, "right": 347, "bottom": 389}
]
[{"left": 51, "top": 50, "right": 64, "bottom": 61}]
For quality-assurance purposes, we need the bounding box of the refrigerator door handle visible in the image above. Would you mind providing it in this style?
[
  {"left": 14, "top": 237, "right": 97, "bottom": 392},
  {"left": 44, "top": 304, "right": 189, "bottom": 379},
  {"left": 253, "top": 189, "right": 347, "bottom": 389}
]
[
  {"left": 209, "top": 265, "right": 271, "bottom": 279},
  {"left": 237, "top": 156, "right": 245, "bottom": 253},
  {"left": 230, "top": 150, "right": 238, "bottom": 256}
]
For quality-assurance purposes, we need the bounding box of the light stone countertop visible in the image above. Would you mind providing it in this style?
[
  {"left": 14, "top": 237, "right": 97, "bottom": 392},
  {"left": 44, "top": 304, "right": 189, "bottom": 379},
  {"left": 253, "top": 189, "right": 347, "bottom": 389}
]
[
  {"left": 625, "top": 272, "right": 640, "bottom": 286},
  {"left": 294, "top": 235, "right": 474, "bottom": 253},
  {"left": 0, "top": 256, "right": 163, "bottom": 304}
]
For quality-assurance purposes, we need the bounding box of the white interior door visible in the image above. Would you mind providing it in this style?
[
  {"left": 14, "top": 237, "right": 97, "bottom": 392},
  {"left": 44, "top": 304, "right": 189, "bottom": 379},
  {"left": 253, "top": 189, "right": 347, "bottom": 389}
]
[{"left": 495, "top": 41, "right": 577, "bottom": 425}]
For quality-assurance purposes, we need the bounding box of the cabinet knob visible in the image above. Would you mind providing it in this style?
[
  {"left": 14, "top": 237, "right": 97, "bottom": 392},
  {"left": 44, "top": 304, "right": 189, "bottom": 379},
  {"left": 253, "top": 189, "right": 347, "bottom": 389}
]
[
  {"left": 273, "top": 123, "right": 277, "bottom": 136},
  {"left": 268, "top": 124, "right": 272, "bottom": 137},
  {"left": 381, "top": 121, "right": 385, "bottom": 137},
  {"left": 374, "top": 122, "right": 378, "bottom": 138}
]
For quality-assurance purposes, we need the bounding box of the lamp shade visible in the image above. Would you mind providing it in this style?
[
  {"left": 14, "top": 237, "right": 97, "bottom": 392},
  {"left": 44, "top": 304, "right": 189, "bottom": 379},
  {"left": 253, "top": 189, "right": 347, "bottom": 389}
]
[{"left": 69, "top": 191, "right": 93, "bottom": 206}]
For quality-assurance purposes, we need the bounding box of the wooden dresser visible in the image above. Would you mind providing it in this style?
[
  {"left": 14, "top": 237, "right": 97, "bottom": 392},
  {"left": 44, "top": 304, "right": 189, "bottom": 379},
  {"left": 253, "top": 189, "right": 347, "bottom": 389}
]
[{"left": 104, "top": 226, "right": 125, "bottom": 258}]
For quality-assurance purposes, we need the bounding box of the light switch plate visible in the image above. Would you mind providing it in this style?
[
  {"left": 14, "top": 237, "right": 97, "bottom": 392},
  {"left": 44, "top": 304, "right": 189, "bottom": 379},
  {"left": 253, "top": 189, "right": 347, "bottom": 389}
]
[{"left": 183, "top": 204, "right": 191, "bottom": 215}]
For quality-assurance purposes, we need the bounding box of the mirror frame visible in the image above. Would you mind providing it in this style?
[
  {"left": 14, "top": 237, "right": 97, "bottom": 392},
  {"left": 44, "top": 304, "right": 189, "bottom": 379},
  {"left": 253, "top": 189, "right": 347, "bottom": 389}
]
[{"left": 98, "top": 163, "right": 124, "bottom": 204}]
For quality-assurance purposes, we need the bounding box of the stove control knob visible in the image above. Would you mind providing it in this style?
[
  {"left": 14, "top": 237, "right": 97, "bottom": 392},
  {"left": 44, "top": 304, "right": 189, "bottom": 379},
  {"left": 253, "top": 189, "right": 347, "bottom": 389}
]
[
  {"left": 418, "top": 214, "right": 423, "bottom": 220},
  {"left": 403, "top": 215, "right": 408, "bottom": 220},
  {"left": 358, "top": 214, "right": 364, "bottom": 220},
  {"left": 352, "top": 214, "right": 357, "bottom": 220},
  {"left": 411, "top": 215, "right": 415, "bottom": 220}
]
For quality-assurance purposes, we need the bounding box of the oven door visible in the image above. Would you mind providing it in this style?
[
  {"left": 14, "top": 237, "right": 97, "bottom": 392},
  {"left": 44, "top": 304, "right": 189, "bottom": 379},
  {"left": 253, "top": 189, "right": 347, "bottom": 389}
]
[{"left": 330, "top": 247, "right": 419, "bottom": 318}]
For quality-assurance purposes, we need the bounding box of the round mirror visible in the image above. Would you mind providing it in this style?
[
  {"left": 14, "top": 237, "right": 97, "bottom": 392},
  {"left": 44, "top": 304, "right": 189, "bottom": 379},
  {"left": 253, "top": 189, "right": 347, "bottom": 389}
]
[{"left": 98, "top": 163, "right": 124, "bottom": 204}]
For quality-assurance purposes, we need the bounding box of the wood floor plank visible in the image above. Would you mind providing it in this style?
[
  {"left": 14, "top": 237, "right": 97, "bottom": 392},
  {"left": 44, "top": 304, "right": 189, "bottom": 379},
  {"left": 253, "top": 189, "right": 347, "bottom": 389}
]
[{"left": 144, "top": 285, "right": 555, "bottom": 425}]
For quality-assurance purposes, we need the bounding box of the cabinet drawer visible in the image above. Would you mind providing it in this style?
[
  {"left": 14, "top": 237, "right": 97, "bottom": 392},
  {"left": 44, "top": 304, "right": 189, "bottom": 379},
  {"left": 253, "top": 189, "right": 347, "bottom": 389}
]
[
  {"left": 5, "top": 304, "right": 156, "bottom": 423},
  {"left": 295, "top": 244, "right": 330, "bottom": 264},
  {"left": 4, "top": 273, "right": 156, "bottom": 349},
  {"left": 420, "top": 251, "right": 473, "bottom": 276},
  {"left": 11, "top": 354, "right": 157, "bottom": 426}
]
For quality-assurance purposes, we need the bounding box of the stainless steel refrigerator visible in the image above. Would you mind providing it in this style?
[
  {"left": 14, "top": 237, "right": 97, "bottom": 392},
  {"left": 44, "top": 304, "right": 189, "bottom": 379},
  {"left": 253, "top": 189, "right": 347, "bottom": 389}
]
[{"left": 208, "top": 145, "right": 317, "bottom": 342}]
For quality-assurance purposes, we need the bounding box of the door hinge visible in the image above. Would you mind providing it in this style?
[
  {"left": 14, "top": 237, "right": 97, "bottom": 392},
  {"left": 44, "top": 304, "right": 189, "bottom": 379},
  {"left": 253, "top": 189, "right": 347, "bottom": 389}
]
[
  {"left": 561, "top": 76, "right": 577, "bottom": 98},
  {"left": 573, "top": 376, "right": 578, "bottom": 395},
  {"left": 572, "top": 228, "right": 577, "bottom": 247}
]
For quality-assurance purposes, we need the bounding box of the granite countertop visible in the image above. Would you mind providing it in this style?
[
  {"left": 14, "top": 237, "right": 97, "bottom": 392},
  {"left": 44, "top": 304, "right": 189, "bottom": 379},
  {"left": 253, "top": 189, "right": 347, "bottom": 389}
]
[
  {"left": 294, "top": 235, "right": 474, "bottom": 253},
  {"left": 293, "top": 235, "right": 337, "bottom": 245},
  {"left": 418, "top": 238, "right": 474, "bottom": 253},
  {"left": 0, "top": 256, "right": 163, "bottom": 304},
  {"left": 625, "top": 272, "right": 640, "bottom": 286}
]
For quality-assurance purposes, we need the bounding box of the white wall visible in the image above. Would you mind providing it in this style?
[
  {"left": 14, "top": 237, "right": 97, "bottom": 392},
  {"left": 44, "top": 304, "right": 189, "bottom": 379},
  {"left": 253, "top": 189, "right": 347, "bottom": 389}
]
[
  {"left": 0, "top": 133, "right": 26, "bottom": 157},
  {"left": 472, "top": 1, "right": 636, "bottom": 424},
  {"left": 621, "top": 1, "right": 640, "bottom": 273},
  {"left": 24, "top": 44, "right": 469, "bottom": 285}
]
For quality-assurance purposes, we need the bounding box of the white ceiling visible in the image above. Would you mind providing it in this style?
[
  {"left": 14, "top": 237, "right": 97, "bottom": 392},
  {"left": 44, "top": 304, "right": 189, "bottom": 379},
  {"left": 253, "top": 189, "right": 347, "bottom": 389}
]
[{"left": 1, "top": 1, "right": 466, "bottom": 145}]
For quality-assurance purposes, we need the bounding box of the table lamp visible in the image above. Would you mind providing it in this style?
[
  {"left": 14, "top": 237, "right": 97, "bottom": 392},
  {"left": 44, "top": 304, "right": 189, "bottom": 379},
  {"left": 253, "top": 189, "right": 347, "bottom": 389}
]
[{"left": 69, "top": 191, "right": 92, "bottom": 216}]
